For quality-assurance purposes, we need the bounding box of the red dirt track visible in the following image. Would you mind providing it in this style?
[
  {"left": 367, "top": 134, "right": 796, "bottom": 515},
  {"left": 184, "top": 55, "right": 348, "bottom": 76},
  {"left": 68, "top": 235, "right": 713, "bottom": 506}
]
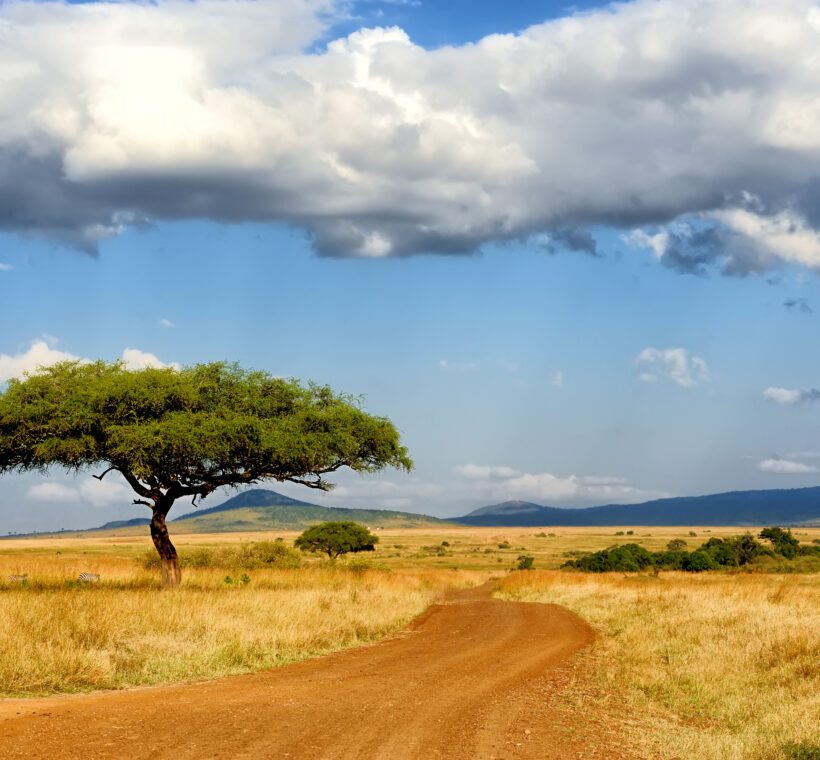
[{"left": 0, "top": 584, "right": 612, "bottom": 759}]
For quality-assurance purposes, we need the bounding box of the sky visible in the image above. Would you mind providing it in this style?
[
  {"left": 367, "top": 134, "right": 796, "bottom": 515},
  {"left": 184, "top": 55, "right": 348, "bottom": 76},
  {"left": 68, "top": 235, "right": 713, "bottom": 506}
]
[{"left": 2, "top": 0, "right": 820, "bottom": 531}]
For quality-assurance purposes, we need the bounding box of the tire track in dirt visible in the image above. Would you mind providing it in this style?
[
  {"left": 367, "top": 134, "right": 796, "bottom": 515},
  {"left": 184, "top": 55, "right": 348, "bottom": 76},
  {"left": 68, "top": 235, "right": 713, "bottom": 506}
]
[{"left": 0, "top": 583, "right": 619, "bottom": 759}]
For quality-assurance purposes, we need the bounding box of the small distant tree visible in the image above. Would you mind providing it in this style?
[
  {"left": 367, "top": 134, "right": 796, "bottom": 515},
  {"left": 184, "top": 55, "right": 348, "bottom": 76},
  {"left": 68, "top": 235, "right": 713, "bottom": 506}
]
[
  {"left": 759, "top": 527, "right": 800, "bottom": 559},
  {"left": 0, "top": 362, "right": 411, "bottom": 586},
  {"left": 295, "top": 521, "right": 379, "bottom": 559},
  {"left": 667, "top": 539, "right": 688, "bottom": 552},
  {"left": 516, "top": 555, "right": 535, "bottom": 570}
]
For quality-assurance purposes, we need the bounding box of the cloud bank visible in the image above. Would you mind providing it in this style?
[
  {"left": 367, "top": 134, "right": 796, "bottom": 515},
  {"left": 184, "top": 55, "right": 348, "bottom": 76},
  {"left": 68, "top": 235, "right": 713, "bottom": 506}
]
[
  {"left": 27, "top": 476, "right": 131, "bottom": 507},
  {"left": 454, "top": 464, "right": 665, "bottom": 504},
  {"left": 2, "top": 0, "right": 820, "bottom": 270}
]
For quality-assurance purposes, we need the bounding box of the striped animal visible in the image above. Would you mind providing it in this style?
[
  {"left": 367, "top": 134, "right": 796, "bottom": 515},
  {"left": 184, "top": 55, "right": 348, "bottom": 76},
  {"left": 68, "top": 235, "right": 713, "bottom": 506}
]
[
  {"left": 78, "top": 572, "right": 100, "bottom": 583},
  {"left": 8, "top": 574, "right": 28, "bottom": 583}
]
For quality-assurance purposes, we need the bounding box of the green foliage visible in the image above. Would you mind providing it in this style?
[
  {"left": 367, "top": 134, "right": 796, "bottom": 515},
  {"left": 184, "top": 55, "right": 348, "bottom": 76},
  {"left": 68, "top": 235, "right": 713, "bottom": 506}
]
[
  {"left": 516, "top": 555, "right": 535, "bottom": 570},
  {"left": 682, "top": 550, "right": 717, "bottom": 572},
  {"left": 0, "top": 361, "right": 412, "bottom": 507},
  {"left": 562, "top": 528, "right": 811, "bottom": 574},
  {"left": 563, "top": 543, "right": 655, "bottom": 572},
  {"left": 294, "top": 521, "right": 379, "bottom": 559},
  {"left": 760, "top": 527, "right": 801, "bottom": 559},
  {"left": 784, "top": 742, "right": 820, "bottom": 760}
]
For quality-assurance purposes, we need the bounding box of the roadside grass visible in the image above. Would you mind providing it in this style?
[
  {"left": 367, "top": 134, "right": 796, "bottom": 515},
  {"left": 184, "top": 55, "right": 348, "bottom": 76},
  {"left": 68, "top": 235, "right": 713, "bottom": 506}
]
[
  {"left": 0, "top": 559, "right": 484, "bottom": 697},
  {"left": 497, "top": 570, "right": 820, "bottom": 760}
]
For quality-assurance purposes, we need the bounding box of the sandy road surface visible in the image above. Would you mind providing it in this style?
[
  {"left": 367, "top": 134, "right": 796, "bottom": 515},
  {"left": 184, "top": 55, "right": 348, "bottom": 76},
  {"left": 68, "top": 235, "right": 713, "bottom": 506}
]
[{"left": 0, "top": 584, "right": 604, "bottom": 759}]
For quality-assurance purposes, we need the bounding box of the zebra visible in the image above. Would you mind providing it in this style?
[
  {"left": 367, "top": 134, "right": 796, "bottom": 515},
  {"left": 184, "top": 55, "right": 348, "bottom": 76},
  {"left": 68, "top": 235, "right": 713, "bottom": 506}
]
[
  {"left": 7, "top": 574, "right": 27, "bottom": 583},
  {"left": 78, "top": 572, "right": 100, "bottom": 583}
]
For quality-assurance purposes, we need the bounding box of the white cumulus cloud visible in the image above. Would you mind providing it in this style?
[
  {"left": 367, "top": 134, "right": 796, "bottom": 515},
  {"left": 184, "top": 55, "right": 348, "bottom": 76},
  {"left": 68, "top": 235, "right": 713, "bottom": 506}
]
[
  {"left": 0, "top": 340, "right": 80, "bottom": 383},
  {"left": 636, "top": 347, "right": 709, "bottom": 388},
  {"left": 120, "top": 348, "right": 180, "bottom": 371},
  {"left": 0, "top": 339, "right": 179, "bottom": 382},
  {"left": 756, "top": 458, "right": 818, "bottom": 474},
  {"left": 1, "top": 0, "right": 820, "bottom": 272},
  {"left": 763, "top": 386, "right": 820, "bottom": 405}
]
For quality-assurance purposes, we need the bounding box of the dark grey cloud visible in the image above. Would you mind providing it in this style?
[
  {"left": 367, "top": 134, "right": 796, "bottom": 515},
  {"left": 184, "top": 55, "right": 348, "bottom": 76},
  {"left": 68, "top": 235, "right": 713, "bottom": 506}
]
[
  {"left": 660, "top": 226, "right": 726, "bottom": 277},
  {"left": 540, "top": 228, "right": 599, "bottom": 257},
  {"left": 784, "top": 297, "right": 812, "bottom": 314}
]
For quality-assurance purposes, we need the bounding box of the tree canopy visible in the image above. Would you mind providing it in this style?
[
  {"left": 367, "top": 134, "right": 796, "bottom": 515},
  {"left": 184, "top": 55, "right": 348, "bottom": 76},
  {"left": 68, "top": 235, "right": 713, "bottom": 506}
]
[
  {"left": 0, "top": 361, "right": 411, "bottom": 584},
  {"left": 294, "top": 521, "right": 379, "bottom": 559}
]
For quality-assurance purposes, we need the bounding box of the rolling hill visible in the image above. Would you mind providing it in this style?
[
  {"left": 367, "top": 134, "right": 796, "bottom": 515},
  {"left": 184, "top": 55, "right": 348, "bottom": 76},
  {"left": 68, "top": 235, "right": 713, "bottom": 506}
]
[
  {"left": 95, "top": 488, "right": 449, "bottom": 533},
  {"left": 452, "top": 486, "right": 820, "bottom": 527}
]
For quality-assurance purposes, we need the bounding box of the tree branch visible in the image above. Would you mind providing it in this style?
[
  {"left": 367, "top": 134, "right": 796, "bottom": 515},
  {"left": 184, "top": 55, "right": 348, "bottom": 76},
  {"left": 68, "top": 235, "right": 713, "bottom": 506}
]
[
  {"left": 132, "top": 499, "right": 152, "bottom": 509},
  {"left": 92, "top": 466, "right": 117, "bottom": 482},
  {"left": 283, "top": 476, "right": 332, "bottom": 491},
  {"left": 119, "top": 470, "right": 155, "bottom": 500}
]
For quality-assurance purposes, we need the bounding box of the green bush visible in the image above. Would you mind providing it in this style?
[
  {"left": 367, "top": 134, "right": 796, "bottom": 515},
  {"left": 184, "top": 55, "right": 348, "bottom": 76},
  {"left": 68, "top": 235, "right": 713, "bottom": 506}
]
[
  {"left": 516, "top": 555, "right": 535, "bottom": 570},
  {"left": 562, "top": 528, "right": 809, "bottom": 574},
  {"left": 784, "top": 742, "right": 820, "bottom": 760},
  {"left": 562, "top": 543, "right": 654, "bottom": 572},
  {"left": 760, "top": 527, "right": 800, "bottom": 559},
  {"left": 683, "top": 550, "right": 717, "bottom": 572}
]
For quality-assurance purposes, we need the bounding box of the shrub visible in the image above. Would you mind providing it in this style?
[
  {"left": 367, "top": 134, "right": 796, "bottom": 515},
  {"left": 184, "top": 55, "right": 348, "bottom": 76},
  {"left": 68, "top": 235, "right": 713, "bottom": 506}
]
[
  {"left": 562, "top": 543, "right": 654, "bottom": 573},
  {"left": 784, "top": 742, "right": 820, "bottom": 760},
  {"left": 760, "top": 527, "right": 801, "bottom": 559},
  {"left": 667, "top": 539, "right": 688, "bottom": 552},
  {"left": 683, "top": 551, "right": 717, "bottom": 572},
  {"left": 516, "top": 555, "right": 535, "bottom": 570}
]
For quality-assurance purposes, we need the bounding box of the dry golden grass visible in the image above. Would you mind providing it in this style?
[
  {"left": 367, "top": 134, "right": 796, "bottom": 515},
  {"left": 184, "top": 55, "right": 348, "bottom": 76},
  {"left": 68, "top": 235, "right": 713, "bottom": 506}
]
[
  {"left": 0, "top": 550, "right": 484, "bottom": 697},
  {"left": 497, "top": 570, "right": 820, "bottom": 760},
  {"left": 2, "top": 522, "right": 819, "bottom": 760}
]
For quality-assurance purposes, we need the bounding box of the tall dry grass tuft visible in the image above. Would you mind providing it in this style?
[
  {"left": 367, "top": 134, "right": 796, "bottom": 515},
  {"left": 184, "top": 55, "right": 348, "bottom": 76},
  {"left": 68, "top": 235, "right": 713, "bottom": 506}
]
[
  {"left": 0, "top": 561, "right": 484, "bottom": 697},
  {"left": 497, "top": 570, "right": 820, "bottom": 760}
]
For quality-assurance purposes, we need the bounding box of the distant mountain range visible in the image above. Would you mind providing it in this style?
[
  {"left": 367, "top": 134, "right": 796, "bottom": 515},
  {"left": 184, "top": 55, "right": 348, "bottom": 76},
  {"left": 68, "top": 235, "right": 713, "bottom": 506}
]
[
  {"left": 452, "top": 486, "right": 820, "bottom": 527},
  {"left": 94, "top": 488, "right": 448, "bottom": 533}
]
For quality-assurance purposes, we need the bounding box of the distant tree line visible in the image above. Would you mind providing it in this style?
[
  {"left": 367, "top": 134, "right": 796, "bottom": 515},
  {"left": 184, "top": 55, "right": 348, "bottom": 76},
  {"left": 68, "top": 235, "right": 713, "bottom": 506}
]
[{"left": 562, "top": 527, "right": 820, "bottom": 573}]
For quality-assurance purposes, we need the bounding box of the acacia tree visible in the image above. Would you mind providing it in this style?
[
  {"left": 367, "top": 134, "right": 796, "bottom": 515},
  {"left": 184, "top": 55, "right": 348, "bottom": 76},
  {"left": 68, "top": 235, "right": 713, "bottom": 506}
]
[
  {"left": 0, "top": 361, "right": 412, "bottom": 586},
  {"left": 295, "top": 521, "right": 378, "bottom": 559}
]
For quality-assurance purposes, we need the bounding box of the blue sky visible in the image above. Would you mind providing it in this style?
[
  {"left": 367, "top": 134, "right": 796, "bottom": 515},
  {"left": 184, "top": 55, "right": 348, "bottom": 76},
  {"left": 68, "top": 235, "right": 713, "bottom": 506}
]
[{"left": 2, "top": 0, "right": 820, "bottom": 530}]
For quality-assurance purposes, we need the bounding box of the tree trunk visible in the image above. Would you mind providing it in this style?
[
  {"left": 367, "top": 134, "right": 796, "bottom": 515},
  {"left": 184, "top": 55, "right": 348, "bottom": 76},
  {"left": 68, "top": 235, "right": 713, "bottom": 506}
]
[{"left": 150, "top": 508, "right": 181, "bottom": 588}]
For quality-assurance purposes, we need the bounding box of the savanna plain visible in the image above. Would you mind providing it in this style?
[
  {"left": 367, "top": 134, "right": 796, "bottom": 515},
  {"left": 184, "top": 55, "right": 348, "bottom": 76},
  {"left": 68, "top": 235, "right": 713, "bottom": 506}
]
[{"left": 1, "top": 525, "right": 818, "bottom": 760}]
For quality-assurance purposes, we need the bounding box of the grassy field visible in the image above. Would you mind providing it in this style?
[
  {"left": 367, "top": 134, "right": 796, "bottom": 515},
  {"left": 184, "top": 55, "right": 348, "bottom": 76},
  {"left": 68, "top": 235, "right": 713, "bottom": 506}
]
[
  {"left": 1, "top": 524, "right": 818, "bottom": 760},
  {"left": 0, "top": 540, "right": 485, "bottom": 697},
  {"left": 498, "top": 570, "right": 820, "bottom": 760}
]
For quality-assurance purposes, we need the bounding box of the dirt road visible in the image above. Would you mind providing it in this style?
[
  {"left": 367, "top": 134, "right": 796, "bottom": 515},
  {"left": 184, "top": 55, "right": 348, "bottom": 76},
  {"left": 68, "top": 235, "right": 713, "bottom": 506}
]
[{"left": 0, "top": 584, "right": 612, "bottom": 759}]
